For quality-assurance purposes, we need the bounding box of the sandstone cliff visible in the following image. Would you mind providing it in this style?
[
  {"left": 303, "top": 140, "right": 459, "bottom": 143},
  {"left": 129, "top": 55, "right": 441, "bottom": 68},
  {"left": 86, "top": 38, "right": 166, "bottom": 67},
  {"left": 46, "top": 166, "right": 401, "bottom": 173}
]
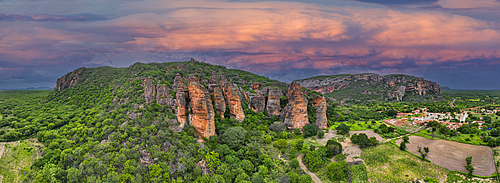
[
  {"left": 283, "top": 82, "right": 309, "bottom": 129},
  {"left": 55, "top": 67, "right": 85, "bottom": 91},
  {"left": 220, "top": 78, "right": 246, "bottom": 122},
  {"left": 311, "top": 96, "right": 328, "bottom": 129},
  {"left": 187, "top": 75, "right": 215, "bottom": 139}
]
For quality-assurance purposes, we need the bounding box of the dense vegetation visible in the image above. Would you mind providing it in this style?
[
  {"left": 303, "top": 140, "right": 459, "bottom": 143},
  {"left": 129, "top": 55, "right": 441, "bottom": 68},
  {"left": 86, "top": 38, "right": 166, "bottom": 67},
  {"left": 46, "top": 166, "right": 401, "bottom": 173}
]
[
  {"left": 1, "top": 60, "right": 499, "bottom": 182},
  {"left": 0, "top": 61, "right": 314, "bottom": 182}
]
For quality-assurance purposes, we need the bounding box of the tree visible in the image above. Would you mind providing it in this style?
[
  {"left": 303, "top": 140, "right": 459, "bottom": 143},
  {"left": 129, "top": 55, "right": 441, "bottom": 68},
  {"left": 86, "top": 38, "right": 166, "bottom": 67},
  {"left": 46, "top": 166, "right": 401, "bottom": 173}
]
[
  {"left": 205, "top": 151, "right": 221, "bottom": 170},
  {"left": 275, "top": 139, "right": 288, "bottom": 149},
  {"left": 399, "top": 141, "right": 406, "bottom": 150},
  {"left": 325, "top": 139, "right": 342, "bottom": 158},
  {"left": 336, "top": 123, "right": 351, "bottom": 135},
  {"left": 290, "top": 159, "right": 299, "bottom": 169},
  {"left": 403, "top": 136, "right": 409, "bottom": 143},
  {"left": 418, "top": 146, "right": 429, "bottom": 159},
  {"left": 465, "top": 156, "right": 474, "bottom": 175},
  {"left": 219, "top": 127, "right": 247, "bottom": 150},
  {"left": 317, "top": 130, "right": 325, "bottom": 138},
  {"left": 303, "top": 124, "right": 319, "bottom": 138},
  {"left": 326, "top": 161, "right": 349, "bottom": 181},
  {"left": 66, "top": 167, "right": 81, "bottom": 183},
  {"left": 302, "top": 150, "right": 325, "bottom": 172},
  {"left": 270, "top": 122, "right": 286, "bottom": 133}
]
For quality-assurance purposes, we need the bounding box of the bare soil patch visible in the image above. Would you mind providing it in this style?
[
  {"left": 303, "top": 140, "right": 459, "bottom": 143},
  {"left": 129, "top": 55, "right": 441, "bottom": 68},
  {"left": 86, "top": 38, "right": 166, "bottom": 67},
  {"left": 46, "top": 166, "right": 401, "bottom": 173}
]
[
  {"left": 349, "top": 130, "right": 384, "bottom": 142},
  {"left": 396, "top": 136, "right": 495, "bottom": 176},
  {"left": 0, "top": 143, "right": 4, "bottom": 159}
]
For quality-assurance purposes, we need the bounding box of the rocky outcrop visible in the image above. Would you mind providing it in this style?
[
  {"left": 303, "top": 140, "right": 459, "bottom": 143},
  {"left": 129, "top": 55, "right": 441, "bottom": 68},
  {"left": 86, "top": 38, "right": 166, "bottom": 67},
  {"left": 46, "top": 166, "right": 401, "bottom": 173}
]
[
  {"left": 283, "top": 82, "right": 309, "bottom": 129},
  {"left": 55, "top": 67, "right": 85, "bottom": 91},
  {"left": 143, "top": 77, "right": 156, "bottom": 104},
  {"left": 156, "top": 81, "right": 174, "bottom": 106},
  {"left": 173, "top": 74, "right": 188, "bottom": 128},
  {"left": 188, "top": 76, "right": 215, "bottom": 139},
  {"left": 220, "top": 79, "right": 245, "bottom": 122},
  {"left": 388, "top": 86, "right": 406, "bottom": 101},
  {"left": 249, "top": 94, "right": 266, "bottom": 113},
  {"left": 296, "top": 73, "right": 440, "bottom": 100},
  {"left": 311, "top": 96, "right": 328, "bottom": 129},
  {"left": 212, "top": 86, "right": 226, "bottom": 119},
  {"left": 266, "top": 88, "right": 283, "bottom": 116}
]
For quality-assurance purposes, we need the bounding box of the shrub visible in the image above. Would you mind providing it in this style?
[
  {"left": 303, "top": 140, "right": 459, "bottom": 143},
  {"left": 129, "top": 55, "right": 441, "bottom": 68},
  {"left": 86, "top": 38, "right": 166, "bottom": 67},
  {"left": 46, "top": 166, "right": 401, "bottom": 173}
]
[
  {"left": 334, "top": 154, "right": 346, "bottom": 162},
  {"left": 317, "top": 130, "right": 325, "bottom": 138},
  {"left": 326, "top": 161, "right": 349, "bottom": 181}
]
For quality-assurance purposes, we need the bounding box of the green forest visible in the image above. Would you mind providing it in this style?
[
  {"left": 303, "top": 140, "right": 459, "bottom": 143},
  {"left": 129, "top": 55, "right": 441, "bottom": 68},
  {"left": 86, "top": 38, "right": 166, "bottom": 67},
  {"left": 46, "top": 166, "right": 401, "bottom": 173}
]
[{"left": 1, "top": 60, "right": 499, "bottom": 183}]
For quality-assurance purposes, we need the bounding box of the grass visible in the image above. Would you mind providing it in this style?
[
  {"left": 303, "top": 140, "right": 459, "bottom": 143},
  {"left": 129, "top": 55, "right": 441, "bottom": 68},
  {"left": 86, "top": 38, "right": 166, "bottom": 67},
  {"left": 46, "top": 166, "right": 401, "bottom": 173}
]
[
  {"left": 329, "top": 121, "right": 383, "bottom": 131},
  {"left": 0, "top": 139, "right": 43, "bottom": 183},
  {"left": 361, "top": 143, "right": 449, "bottom": 182},
  {"left": 316, "top": 162, "right": 369, "bottom": 183},
  {"left": 416, "top": 130, "right": 489, "bottom": 146}
]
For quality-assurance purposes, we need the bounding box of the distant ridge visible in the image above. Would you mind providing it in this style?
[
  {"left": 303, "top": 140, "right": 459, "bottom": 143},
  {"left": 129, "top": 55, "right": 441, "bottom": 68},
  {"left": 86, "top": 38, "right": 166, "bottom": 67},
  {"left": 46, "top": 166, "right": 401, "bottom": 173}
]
[{"left": 295, "top": 73, "right": 442, "bottom": 103}]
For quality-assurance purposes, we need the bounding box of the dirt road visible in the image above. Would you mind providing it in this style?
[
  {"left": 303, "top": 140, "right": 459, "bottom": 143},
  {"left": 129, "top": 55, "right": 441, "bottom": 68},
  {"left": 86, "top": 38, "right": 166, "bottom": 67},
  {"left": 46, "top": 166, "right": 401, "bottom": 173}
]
[{"left": 297, "top": 154, "right": 322, "bottom": 183}]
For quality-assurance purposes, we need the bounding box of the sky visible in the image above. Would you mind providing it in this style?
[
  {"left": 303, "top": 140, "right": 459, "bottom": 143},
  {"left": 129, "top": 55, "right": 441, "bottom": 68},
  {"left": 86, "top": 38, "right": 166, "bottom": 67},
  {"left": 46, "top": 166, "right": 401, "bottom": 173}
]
[{"left": 0, "top": 0, "right": 500, "bottom": 90}]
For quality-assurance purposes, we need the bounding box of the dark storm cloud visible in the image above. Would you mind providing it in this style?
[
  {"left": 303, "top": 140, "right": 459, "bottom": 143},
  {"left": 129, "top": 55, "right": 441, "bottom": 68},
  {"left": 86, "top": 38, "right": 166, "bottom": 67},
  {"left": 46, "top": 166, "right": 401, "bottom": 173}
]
[
  {"left": 0, "top": 13, "right": 106, "bottom": 22},
  {"left": 354, "top": 0, "right": 438, "bottom": 5}
]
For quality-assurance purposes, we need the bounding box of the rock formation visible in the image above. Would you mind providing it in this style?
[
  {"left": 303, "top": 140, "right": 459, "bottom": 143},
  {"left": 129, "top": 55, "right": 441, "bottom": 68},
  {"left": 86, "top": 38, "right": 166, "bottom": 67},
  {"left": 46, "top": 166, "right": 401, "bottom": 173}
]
[
  {"left": 55, "top": 67, "right": 85, "bottom": 91},
  {"left": 311, "top": 96, "right": 328, "bottom": 129},
  {"left": 156, "top": 81, "right": 174, "bottom": 106},
  {"left": 266, "top": 88, "right": 283, "bottom": 116},
  {"left": 283, "top": 82, "right": 309, "bottom": 129},
  {"left": 249, "top": 94, "right": 266, "bottom": 113},
  {"left": 220, "top": 79, "right": 245, "bottom": 122},
  {"left": 188, "top": 75, "right": 215, "bottom": 139},
  {"left": 173, "top": 74, "right": 188, "bottom": 128},
  {"left": 296, "top": 73, "right": 440, "bottom": 100},
  {"left": 143, "top": 77, "right": 156, "bottom": 104},
  {"left": 212, "top": 86, "right": 226, "bottom": 118}
]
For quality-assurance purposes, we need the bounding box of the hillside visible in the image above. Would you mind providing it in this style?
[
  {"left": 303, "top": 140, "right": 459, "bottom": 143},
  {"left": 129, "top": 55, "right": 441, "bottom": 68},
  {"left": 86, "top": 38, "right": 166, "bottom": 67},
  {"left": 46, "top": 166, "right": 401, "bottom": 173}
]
[
  {"left": 295, "top": 73, "right": 443, "bottom": 103},
  {"left": 0, "top": 59, "right": 338, "bottom": 182}
]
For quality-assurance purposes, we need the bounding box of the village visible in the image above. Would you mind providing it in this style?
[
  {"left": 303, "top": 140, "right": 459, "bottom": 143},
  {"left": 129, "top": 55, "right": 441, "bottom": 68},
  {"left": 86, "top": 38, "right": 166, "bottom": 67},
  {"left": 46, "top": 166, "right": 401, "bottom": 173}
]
[{"left": 383, "top": 107, "right": 500, "bottom": 131}]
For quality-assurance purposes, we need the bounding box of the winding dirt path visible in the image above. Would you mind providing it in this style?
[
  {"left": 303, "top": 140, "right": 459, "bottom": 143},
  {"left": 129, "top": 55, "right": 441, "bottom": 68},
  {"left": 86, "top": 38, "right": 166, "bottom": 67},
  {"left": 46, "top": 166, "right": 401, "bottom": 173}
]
[{"left": 297, "top": 154, "right": 322, "bottom": 183}]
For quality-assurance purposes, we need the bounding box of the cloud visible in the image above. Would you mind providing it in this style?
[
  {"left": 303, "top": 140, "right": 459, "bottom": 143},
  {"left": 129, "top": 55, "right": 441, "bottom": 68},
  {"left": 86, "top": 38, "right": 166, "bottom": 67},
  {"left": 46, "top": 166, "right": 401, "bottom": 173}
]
[
  {"left": 0, "top": 13, "right": 106, "bottom": 22},
  {"left": 0, "top": 0, "right": 500, "bottom": 89}
]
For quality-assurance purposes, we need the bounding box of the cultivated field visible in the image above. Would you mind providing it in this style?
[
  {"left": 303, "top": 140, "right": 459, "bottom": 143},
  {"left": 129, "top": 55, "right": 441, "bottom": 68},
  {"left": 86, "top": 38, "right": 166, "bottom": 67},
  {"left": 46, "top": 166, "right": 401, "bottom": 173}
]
[
  {"left": 396, "top": 136, "right": 495, "bottom": 176},
  {"left": 349, "top": 130, "right": 384, "bottom": 142}
]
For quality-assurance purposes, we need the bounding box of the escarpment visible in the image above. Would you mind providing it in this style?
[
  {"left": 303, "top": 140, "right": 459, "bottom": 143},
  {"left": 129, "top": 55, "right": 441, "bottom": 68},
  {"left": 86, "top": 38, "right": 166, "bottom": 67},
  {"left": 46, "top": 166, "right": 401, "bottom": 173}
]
[
  {"left": 296, "top": 73, "right": 440, "bottom": 101},
  {"left": 55, "top": 67, "right": 85, "bottom": 91},
  {"left": 55, "top": 61, "right": 329, "bottom": 141}
]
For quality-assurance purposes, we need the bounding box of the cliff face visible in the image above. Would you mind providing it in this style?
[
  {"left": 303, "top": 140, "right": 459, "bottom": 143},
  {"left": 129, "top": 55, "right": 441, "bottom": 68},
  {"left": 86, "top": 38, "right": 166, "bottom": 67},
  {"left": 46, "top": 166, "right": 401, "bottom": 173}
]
[
  {"left": 266, "top": 88, "right": 283, "bottom": 116},
  {"left": 311, "top": 96, "right": 328, "bottom": 129},
  {"left": 283, "top": 82, "right": 309, "bottom": 129},
  {"left": 220, "top": 79, "right": 246, "bottom": 122},
  {"left": 187, "top": 76, "right": 215, "bottom": 139},
  {"left": 173, "top": 74, "right": 188, "bottom": 129},
  {"left": 296, "top": 73, "right": 440, "bottom": 100},
  {"left": 55, "top": 67, "right": 85, "bottom": 91}
]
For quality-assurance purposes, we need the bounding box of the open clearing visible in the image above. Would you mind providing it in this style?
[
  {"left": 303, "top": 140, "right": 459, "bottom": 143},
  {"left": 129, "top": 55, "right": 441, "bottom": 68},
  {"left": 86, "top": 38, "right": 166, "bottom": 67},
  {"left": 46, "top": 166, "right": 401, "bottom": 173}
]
[
  {"left": 349, "top": 130, "right": 384, "bottom": 142},
  {"left": 0, "top": 139, "right": 43, "bottom": 183},
  {"left": 361, "top": 143, "right": 450, "bottom": 182},
  {"left": 396, "top": 136, "right": 495, "bottom": 176}
]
